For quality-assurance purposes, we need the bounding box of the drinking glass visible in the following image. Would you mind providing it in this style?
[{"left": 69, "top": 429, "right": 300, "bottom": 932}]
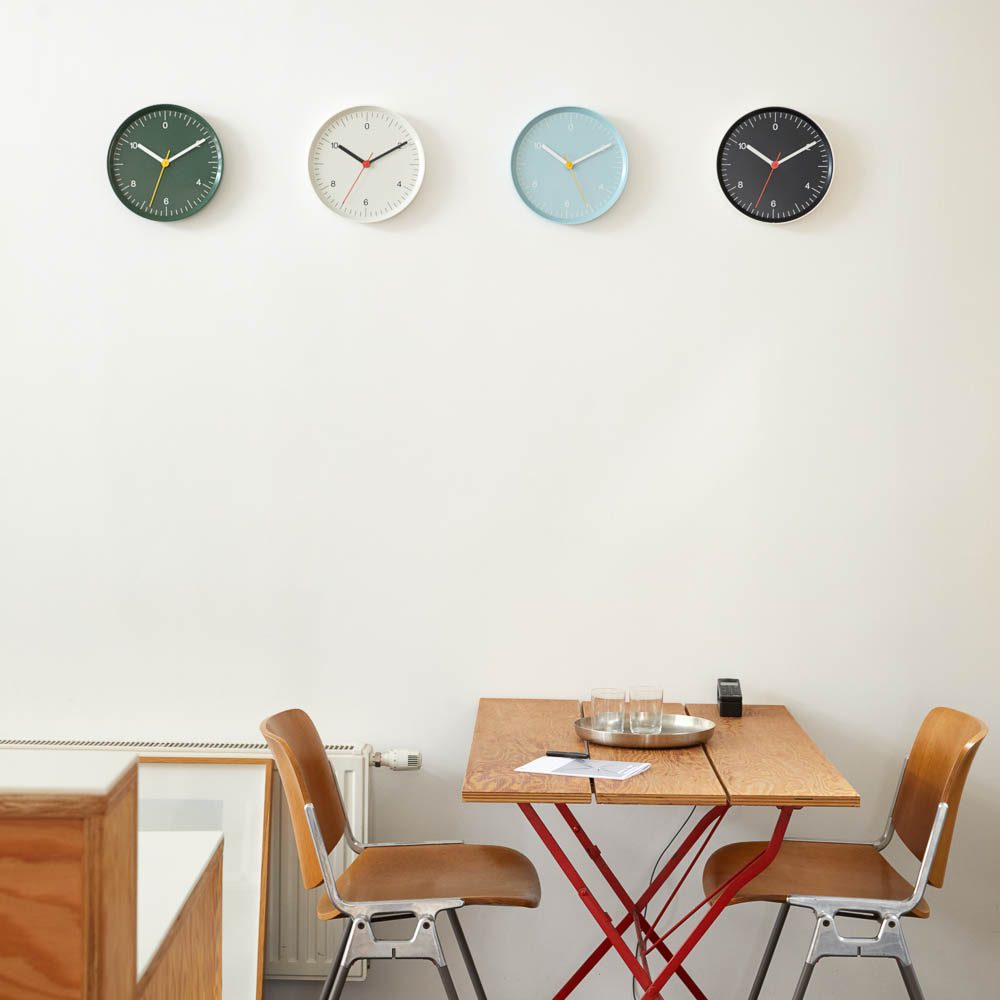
[
  {"left": 591, "top": 688, "right": 626, "bottom": 732},
  {"left": 629, "top": 686, "right": 664, "bottom": 735}
]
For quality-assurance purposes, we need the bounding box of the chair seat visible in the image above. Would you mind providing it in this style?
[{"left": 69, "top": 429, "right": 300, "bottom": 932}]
[
  {"left": 702, "top": 840, "right": 930, "bottom": 918},
  {"left": 317, "top": 843, "right": 541, "bottom": 920}
]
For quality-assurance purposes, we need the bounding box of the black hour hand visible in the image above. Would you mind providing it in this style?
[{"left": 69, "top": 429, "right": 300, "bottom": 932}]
[
  {"left": 369, "top": 140, "right": 408, "bottom": 165},
  {"left": 335, "top": 144, "right": 366, "bottom": 165}
]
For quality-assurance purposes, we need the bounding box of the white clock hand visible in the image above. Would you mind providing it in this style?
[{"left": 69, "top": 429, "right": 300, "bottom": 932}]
[
  {"left": 166, "top": 137, "right": 208, "bottom": 164},
  {"left": 774, "top": 140, "right": 818, "bottom": 165},
  {"left": 135, "top": 142, "right": 165, "bottom": 164},
  {"left": 540, "top": 143, "right": 571, "bottom": 167},
  {"left": 569, "top": 143, "right": 613, "bottom": 167},
  {"left": 744, "top": 143, "right": 775, "bottom": 167}
]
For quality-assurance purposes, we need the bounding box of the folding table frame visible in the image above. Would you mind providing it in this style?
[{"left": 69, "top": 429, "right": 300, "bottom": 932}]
[
  {"left": 462, "top": 700, "right": 859, "bottom": 1000},
  {"left": 519, "top": 801, "right": 794, "bottom": 1000}
]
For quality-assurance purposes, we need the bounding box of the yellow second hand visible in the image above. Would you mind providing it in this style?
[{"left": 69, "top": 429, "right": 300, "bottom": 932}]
[
  {"left": 149, "top": 148, "right": 171, "bottom": 212},
  {"left": 567, "top": 162, "right": 589, "bottom": 208}
]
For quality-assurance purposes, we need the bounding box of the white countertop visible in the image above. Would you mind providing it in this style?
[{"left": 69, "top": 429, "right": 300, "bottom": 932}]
[
  {"left": 0, "top": 749, "right": 137, "bottom": 796},
  {"left": 137, "top": 829, "right": 224, "bottom": 979}
]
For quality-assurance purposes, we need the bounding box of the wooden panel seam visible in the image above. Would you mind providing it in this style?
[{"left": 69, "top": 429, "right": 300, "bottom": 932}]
[{"left": 684, "top": 703, "right": 732, "bottom": 805}]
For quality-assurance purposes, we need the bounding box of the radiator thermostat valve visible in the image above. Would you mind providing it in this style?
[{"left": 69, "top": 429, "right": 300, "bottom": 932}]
[{"left": 373, "top": 749, "right": 422, "bottom": 771}]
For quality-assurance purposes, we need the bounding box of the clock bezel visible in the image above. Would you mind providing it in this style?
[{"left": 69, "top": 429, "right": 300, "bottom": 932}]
[
  {"left": 510, "top": 106, "right": 629, "bottom": 225},
  {"left": 106, "top": 103, "right": 224, "bottom": 222},
  {"left": 716, "top": 106, "right": 834, "bottom": 225},
  {"left": 307, "top": 105, "right": 426, "bottom": 224}
]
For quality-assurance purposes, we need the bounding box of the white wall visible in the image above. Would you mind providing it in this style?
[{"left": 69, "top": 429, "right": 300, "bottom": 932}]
[{"left": 2, "top": 1, "right": 998, "bottom": 996}]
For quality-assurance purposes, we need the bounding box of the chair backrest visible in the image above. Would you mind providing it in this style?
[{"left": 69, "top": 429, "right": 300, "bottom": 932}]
[
  {"left": 261, "top": 708, "right": 349, "bottom": 890},
  {"left": 892, "top": 706, "right": 987, "bottom": 888}
]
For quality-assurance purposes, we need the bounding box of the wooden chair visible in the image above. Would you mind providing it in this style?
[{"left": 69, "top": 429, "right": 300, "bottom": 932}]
[
  {"left": 261, "top": 708, "right": 540, "bottom": 1000},
  {"left": 703, "top": 707, "right": 986, "bottom": 1000}
]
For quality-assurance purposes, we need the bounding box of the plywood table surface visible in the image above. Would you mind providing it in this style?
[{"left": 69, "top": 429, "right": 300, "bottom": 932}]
[
  {"left": 688, "top": 704, "right": 860, "bottom": 808},
  {"left": 585, "top": 703, "right": 727, "bottom": 806},
  {"left": 462, "top": 698, "right": 591, "bottom": 803},
  {"left": 463, "top": 699, "right": 858, "bottom": 809}
]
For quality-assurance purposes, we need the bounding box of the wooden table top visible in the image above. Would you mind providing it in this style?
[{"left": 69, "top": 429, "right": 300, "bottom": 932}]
[
  {"left": 584, "top": 702, "right": 727, "bottom": 806},
  {"left": 462, "top": 698, "right": 859, "bottom": 808},
  {"left": 462, "top": 699, "right": 592, "bottom": 803},
  {"left": 688, "top": 704, "right": 861, "bottom": 808}
]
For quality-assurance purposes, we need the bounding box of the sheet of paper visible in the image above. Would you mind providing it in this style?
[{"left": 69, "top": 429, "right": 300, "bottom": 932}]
[{"left": 515, "top": 756, "right": 650, "bottom": 781}]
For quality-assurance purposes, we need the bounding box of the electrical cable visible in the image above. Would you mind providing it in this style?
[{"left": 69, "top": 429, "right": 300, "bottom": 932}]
[{"left": 631, "top": 806, "right": 697, "bottom": 1000}]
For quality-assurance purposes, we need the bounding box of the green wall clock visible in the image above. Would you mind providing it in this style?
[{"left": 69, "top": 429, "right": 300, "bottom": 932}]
[{"left": 107, "top": 104, "right": 223, "bottom": 221}]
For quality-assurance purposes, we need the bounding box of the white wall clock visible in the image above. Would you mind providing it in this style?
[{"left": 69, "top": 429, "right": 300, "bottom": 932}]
[{"left": 308, "top": 106, "right": 425, "bottom": 222}]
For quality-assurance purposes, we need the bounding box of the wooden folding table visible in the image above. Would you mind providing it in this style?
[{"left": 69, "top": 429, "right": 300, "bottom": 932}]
[{"left": 462, "top": 699, "right": 858, "bottom": 1000}]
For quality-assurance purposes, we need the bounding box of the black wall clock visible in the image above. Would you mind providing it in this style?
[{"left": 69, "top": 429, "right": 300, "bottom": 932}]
[
  {"left": 107, "top": 104, "right": 223, "bottom": 221},
  {"left": 717, "top": 107, "right": 833, "bottom": 223}
]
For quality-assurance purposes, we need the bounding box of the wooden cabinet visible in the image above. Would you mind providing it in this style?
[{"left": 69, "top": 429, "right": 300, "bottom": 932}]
[
  {"left": 0, "top": 751, "right": 222, "bottom": 999},
  {"left": 0, "top": 752, "right": 137, "bottom": 999}
]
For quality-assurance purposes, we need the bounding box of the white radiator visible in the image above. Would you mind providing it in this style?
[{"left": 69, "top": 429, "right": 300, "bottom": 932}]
[{"left": 265, "top": 745, "right": 372, "bottom": 983}]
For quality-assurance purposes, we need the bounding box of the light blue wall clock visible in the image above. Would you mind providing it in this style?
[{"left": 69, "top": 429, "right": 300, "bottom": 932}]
[{"left": 511, "top": 107, "right": 628, "bottom": 224}]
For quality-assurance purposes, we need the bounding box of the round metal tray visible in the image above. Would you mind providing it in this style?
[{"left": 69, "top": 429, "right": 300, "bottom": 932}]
[{"left": 575, "top": 714, "right": 715, "bottom": 749}]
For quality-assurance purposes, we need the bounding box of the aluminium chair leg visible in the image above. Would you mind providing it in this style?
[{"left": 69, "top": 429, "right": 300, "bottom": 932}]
[
  {"left": 790, "top": 960, "right": 816, "bottom": 1000},
  {"left": 748, "top": 902, "right": 790, "bottom": 1000},
  {"left": 326, "top": 964, "right": 352, "bottom": 1000},
  {"left": 436, "top": 960, "right": 462, "bottom": 1000},
  {"left": 319, "top": 921, "right": 353, "bottom": 1000},
  {"left": 897, "top": 959, "right": 927, "bottom": 1000},
  {"left": 327, "top": 918, "right": 362, "bottom": 1000},
  {"left": 446, "top": 909, "right": 488, "bottom": 1000}
]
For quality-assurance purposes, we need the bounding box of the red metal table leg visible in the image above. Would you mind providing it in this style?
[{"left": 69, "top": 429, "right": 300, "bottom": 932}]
[
  {"left": 639, "top": 806, "right": 794, "bottom": 1000},
  {"left": 554, "top": 803, "right": 711, "bottom": 1000},
  {"left": 551, "top": 804, "right": 727, "bottom": 997},
  {"left": 519, "top": 804, "right": 667, "bottom": 999},
  {"left": 521, "top": 803, "right": 729, "bottom": 999},
  {"left": 520, "top": 801, "right": 794, "bottom": 1000}
]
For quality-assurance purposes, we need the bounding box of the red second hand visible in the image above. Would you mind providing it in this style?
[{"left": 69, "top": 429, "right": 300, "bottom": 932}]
[
  {"left": 341, "top": 151, "right": 373, "bottom": 206},
  {"left": 754, "top": 151, "right": 782, "bottom": 210}
]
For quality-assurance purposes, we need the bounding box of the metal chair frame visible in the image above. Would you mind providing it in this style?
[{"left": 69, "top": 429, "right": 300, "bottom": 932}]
[
  {"left": 747, "top": 757, "right": 944, "bottom": 1000},
  {"left": 302, "top": 762, "right": 488, "bottom": 1000}
]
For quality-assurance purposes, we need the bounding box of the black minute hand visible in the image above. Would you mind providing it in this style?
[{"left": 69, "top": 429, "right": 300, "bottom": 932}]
[
  {"left": 335, "top": 144, "right": 366, "bottom": 165},
  {"left": 369, "top": 140, "right": 408, "bottom": 165}
]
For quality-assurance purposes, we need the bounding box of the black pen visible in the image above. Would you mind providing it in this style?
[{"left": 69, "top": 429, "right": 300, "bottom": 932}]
[{"left": 547, "top": 742, "right": 590, "bottom": 760}]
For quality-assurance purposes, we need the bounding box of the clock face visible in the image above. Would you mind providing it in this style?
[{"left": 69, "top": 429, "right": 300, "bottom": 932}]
[
  {"left": 107, "top": 104, "right": 223, "bottom": 221},
  {"left": 717, "top": 107, "right": 833, "bottom": 223},
  {"left": 511, "top": 107, "right": 628, "bottom": 224},
  {"left": 309, "top": 106, "right": 425, "bottom": 222}
]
